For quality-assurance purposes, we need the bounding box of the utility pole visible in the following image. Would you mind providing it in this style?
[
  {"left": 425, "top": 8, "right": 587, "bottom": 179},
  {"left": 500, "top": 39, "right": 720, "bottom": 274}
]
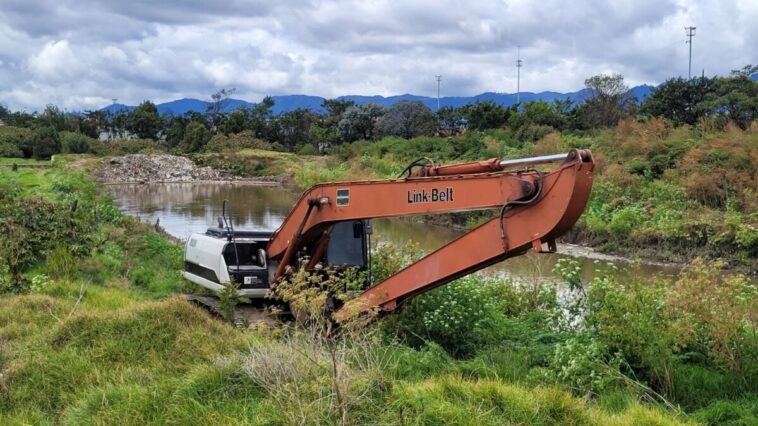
[
  {"left": 685, "top": 26, "right": 696, "bottom": 79},
  {"left": 516, "top": 46, "right": 523, "bottom": 104},
  {"left": 435, "top": 75, "right": 442, "bottom": 111}
]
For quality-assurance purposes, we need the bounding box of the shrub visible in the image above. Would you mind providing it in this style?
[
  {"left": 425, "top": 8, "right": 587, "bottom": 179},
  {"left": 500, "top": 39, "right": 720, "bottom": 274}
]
[
  {"left": 548, "top": 337, "right": 625, "bottom": 396},
  {"left": 684, "top": 173, "right": 726, "bottom": 207},
  {"left": 204, "top": 130, "right": 272, "bottom": 153},
  {"left": 388, "top": 274, "right": 557, "bottom": 358},
  {"left": 296, "top": 143, "right": 318, "bottom": 155},
  {"left": 665, "top": 259, "right": 757, "bottom": 373},
  {"left": 0, "top": 126, "right": 32, "bottom": 158},
  {"left": 31, "top": 126, "right": 61, "bottom": 160},
  {"left": 584, "top": 274, "right": 674, "bottom": 390},
  {"left": 181, "top": 121, "right": 211, "bottom": 152},
  {"left": 0, "top": 142, "right": 23, "bottom": 157},
  {"left": 60, "top": 131, "right": 93, "bottom": 154},
  {"left": 608, "top": 206, "right": 644, "bottom": 238}
]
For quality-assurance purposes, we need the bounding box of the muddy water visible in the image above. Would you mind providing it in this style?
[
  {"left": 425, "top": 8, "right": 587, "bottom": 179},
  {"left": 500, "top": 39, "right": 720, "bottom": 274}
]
[{"left": 107, "top": 182, "right": 681, "bottom": 284}]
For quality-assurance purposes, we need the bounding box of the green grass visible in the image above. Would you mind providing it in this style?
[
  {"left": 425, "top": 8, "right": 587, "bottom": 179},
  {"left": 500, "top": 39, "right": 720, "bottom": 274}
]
[
  {"left": 384, "top": 376, "right": 692, "bottom": 425},
  {"left": 0, "top": 157, "right": 49, "bottom": 165},
  {"left": 0, "top": 167, "right": 57, "bottom": 196}
]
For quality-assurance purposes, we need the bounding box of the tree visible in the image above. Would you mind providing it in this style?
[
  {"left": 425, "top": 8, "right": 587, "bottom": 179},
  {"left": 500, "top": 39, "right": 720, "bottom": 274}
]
[
  {"left": 163, "top": 115, "right": 188, "bottom": 148},
  {"left": 251, "top": 96, "right": 275, "bottom": 140},
  {"left": 80, "top": 110, "right": 107, "bottom": 138},
  {"left": 436, "top": 106, "right": 464, "bottom": 130},
  {"left": 208, "top": 88, "right": 236, "bottom": 131},
  {"left": 322, "top": 99, "right": 355, "bottom": 121},
  {"left": 30, "top": 126, "right": 61, "bottom": 159},
  {"left": 126, "top": 101, "right": 163, "bottom": 140},
  {"left": 378, "top": 100, "right": 437, "bottom": 138},
  {"left": 462, "top": 101, "right": 509, "bottom": 130},
  {"left": 337, "top": 103, "right": 383, "bottom": 142},
  {"left": 38, "top": 105, "right": 78, "bottom": 132},
  {"left": 309, "top": 124, "right": 338, "bottom": 150},
  {"left": 577, "top": 74, "right": 635, "bottom": 128},
  {"left": 508, "top": 99, "right": 571, "bottom": 131},
  {"left": 275, "top": 109, "right": 320, "bottom": 151},
  {"left": 209, "top": 88, "right": 236, "bottom": 116},
  {"left": 704, "top": 76, "right": 758, "bottom": 128},
  {"left": 4, "top": 111, "right": 36, "bottom": 128},
  {"left": 640, "top": 73, "right": 758, "bottom": 129},
  {"left": 640, "top": 77, "right": 716, "bottom": 126},
  {"left": 181, "top": 121, "right": 211, "bottom": 152},
  {"left": 730, "top": 64, "right": 758, "bottom": 78},
  {"left": 223, "top": 108, "right": 249, "bottom": 135}
]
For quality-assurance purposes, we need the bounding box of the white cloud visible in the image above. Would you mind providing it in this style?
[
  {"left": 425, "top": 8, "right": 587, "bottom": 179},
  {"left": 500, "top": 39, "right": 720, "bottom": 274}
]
[
  {"left": 27, "top": 40, "right": 81, "bottom": 80},
  {"left": 0, "top": 0, "right": 755, "bottom": 111}
]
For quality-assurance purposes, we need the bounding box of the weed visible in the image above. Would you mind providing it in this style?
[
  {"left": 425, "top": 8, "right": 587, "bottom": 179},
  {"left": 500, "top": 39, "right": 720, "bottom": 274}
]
[{"left": 218, "top": 279, "right": 240, "bottom": 324}]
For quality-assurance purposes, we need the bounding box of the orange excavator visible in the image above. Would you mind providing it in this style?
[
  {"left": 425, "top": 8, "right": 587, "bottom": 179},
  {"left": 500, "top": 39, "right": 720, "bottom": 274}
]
[{"left": 183, "top": 149, "right": 594, "bottom": 320}]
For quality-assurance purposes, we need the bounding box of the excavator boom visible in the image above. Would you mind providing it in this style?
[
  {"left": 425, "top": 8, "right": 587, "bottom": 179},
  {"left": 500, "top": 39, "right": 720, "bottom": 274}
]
[{"left": 266, "top": 149, "right": 595, "bottom": 320}]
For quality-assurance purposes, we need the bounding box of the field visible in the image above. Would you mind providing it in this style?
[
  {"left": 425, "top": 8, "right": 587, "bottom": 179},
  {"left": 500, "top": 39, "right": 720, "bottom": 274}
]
[{"left": 0, "top": 161, "right": 755, "bottom": 425}]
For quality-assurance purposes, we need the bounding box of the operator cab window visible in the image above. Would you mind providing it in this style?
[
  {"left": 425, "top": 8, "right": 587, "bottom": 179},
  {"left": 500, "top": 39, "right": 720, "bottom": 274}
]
[{"left": 326, "top": 221, "right": 367, "bottom": 267}]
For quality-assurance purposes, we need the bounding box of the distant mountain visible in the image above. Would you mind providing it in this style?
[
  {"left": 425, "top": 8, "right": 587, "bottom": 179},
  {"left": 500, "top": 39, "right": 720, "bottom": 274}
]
[
  {"left": 101, "top": 103, "right": 134, "bottom": 115},
  {"left": 752, "top": 73, "right": 758, "bottom": 81},
  {"left": 100, "top": 84, "right": 655, "bottom": 116}
]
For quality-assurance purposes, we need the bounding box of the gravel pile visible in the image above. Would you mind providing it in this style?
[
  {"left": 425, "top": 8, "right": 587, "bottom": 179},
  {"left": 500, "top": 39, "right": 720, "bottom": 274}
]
[{"left": 94, "top": 154, "right": 241, "bottom": 183}]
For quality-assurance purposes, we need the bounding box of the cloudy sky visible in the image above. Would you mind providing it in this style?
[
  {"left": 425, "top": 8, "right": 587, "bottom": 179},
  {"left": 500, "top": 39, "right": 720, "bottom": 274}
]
[{"left": 1, "top": 0, "right": 755, "bottom": 111}]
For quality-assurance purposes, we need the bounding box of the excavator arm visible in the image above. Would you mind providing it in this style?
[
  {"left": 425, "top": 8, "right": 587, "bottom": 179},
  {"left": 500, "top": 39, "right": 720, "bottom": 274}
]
[{"left": 266, "top": 149, "right": 594, "bottom": 320}]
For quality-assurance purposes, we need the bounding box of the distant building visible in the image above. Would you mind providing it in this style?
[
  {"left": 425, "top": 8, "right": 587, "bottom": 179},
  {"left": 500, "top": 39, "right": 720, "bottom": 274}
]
[{"left": 435, "top": 118, "right": 468, "bottom": 137}]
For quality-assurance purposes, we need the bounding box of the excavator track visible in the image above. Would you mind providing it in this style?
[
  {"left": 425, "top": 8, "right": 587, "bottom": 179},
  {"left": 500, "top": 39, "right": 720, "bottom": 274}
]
[{"left": 183, "top": 294, "right": 286, "bottom": 328}]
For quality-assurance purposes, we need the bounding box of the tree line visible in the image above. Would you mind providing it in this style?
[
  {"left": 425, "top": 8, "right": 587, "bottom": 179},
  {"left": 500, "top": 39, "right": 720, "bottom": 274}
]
[{"left": 0, "top": 66, "right": 756, "bottom": 160}]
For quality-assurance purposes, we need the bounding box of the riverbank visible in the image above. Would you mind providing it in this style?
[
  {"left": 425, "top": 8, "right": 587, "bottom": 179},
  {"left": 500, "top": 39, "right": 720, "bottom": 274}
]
[{"left": 92, "top": 154, "right": 284, "bottom": 185}]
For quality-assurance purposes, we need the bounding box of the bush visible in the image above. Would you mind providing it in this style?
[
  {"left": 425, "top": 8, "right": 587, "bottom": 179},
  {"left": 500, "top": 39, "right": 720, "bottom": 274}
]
[
  {"left": 60, "top": 131, "right": 93, "bottom": 154},
  {"left": 0, "top": 126, "right": 32, "bottom": 158},
  {"left": 608, "top": 206, "right": 644, "bottom": 238},
  {"left": 665, "top": 259, "right": 757, "bottom": 373},
  {"left": 684, "top": 173, "right": 726, "bottom": 207},
  {"left": 296, "top": 143, "right": 318, "bottom": 155},
  {"left": 204, "top": 130, "right": 272, "bottom": 153},
  {"left": 548, "top": 337, "right": 625, "bottom": 396},
  {"left": 388, "top": 274, "right": 558, "bottom": 358},
  {"left": 31, "top": 126, "right": 61, "bottom": 160},
  {"left": 584, "top": 274, "right": 674, "bottom": 390},
  {"left": 0, "top": 142, "right": 23, "bottom": 157}
]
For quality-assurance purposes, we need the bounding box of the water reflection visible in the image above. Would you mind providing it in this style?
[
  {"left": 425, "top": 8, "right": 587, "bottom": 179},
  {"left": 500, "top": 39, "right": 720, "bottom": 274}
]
[
  {"left": 107, "top": 183, "right": 299, "bottom": 240},
  {"left": 107, "top": 182, "right": 682, "bottom": 284}
]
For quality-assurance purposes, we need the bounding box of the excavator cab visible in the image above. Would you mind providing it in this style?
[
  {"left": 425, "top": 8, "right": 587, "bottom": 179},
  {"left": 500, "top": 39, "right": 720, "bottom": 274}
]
[
  {"left": 324, "top": 220, "right": 371, "bottom": 268},
  {"left": 183, "top": 220, "right": 371, "bottom": 298}
]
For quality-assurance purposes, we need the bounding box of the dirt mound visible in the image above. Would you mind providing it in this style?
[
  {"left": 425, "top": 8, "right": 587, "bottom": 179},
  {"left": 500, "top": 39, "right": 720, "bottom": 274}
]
[{"left": 94, "top": 154, "right": 245, "bottom": 183}]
